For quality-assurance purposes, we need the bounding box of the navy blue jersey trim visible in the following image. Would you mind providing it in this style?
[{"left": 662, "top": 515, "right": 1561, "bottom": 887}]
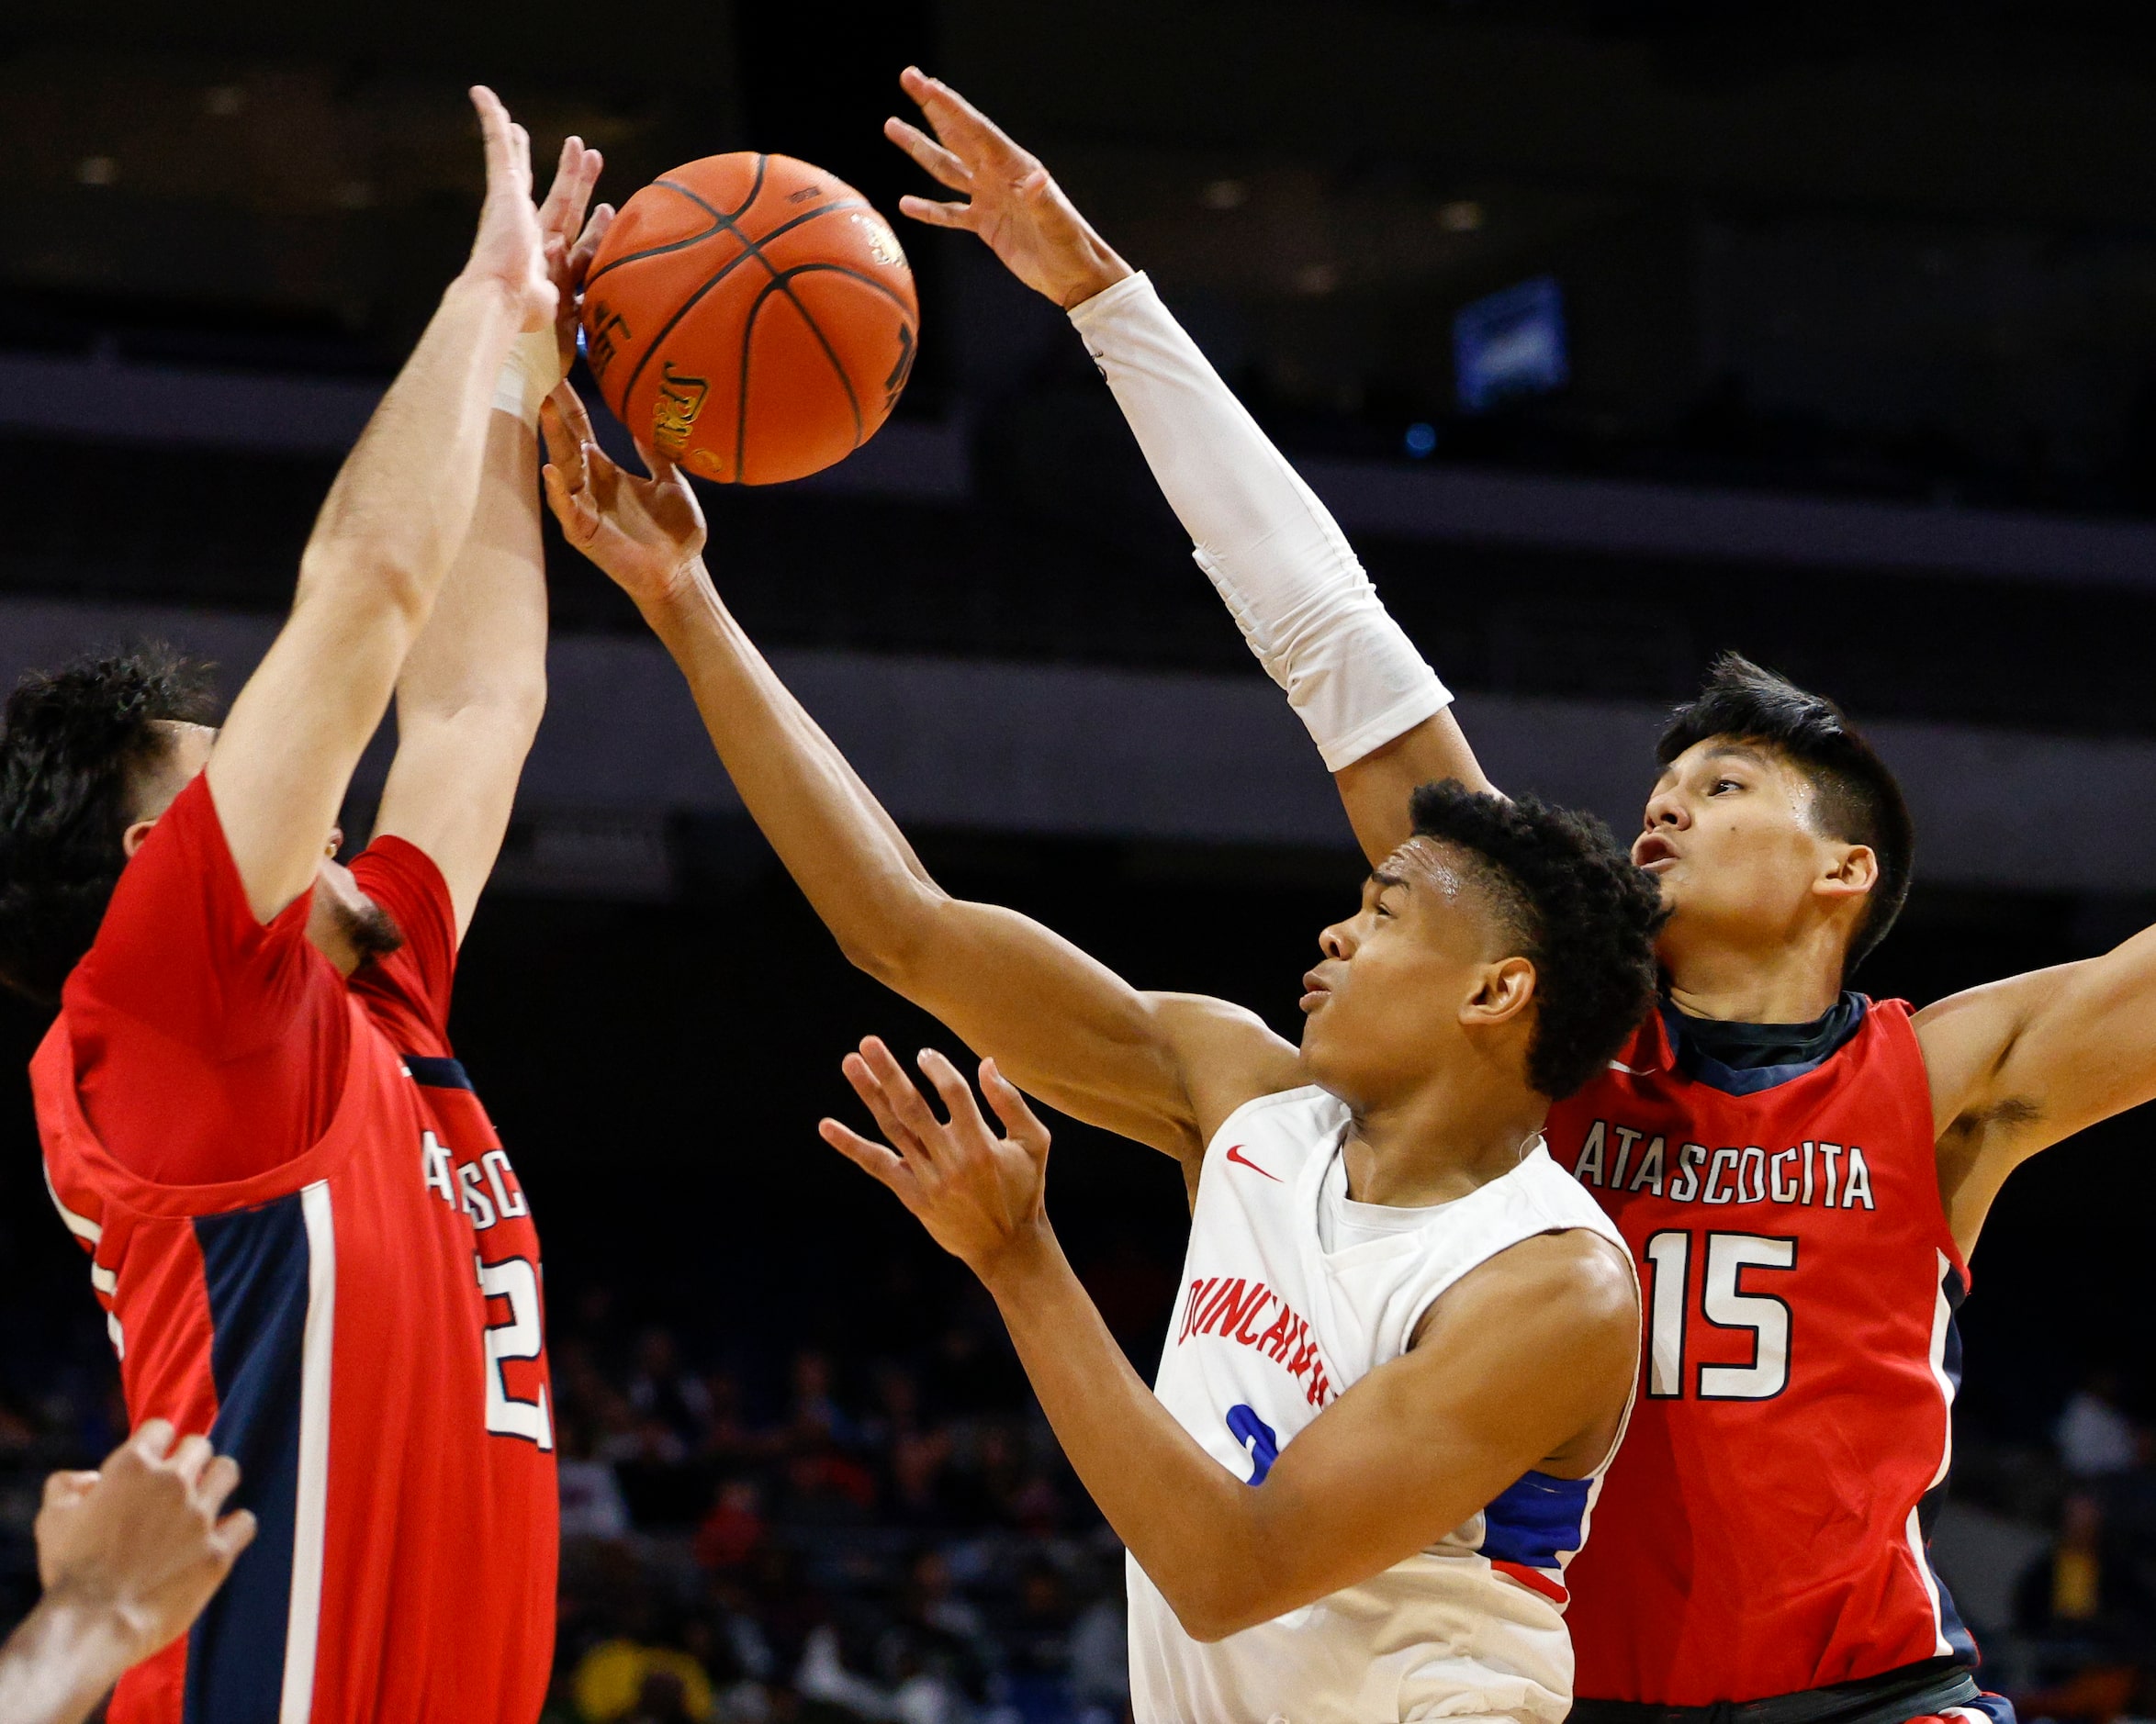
[
  {"left": 186, "top": 1196, "right": 309, "bottom": 1724},
  {"left": 404, "top": 1054, "right": 473, "bottom": 1091},
  {"left": 1480, "top": 1468, "right": 1592, "bottom": 1569},
  {"left": 1918, "top": 1263, "right": 1980, "bottom": 1667},
  {"left": 1662, "top": 996, "right": 1870, "bottom": 1095}
]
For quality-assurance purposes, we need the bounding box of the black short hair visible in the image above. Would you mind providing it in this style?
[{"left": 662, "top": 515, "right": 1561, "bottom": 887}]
[
  {"left": 1656, "top": 653, "right": 1913, "bottom": 978},
  {"left": 1409, "top": 779, "right": 1667, "bottom": 1100},
  {"left": 0, "top": 646, "right": 219, "bottom": 1004}
]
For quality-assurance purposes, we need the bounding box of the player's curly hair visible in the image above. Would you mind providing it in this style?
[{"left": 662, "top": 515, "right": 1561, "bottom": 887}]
[
  {"left": 0, "top": 645, "right": 219, "bottom": 1005},
  {"left": 1409, "top": 779, "right": 1667, "bottom": 1101},
  {"left": 1657, "top": 652, "right": 1913, "bottom": 979}
]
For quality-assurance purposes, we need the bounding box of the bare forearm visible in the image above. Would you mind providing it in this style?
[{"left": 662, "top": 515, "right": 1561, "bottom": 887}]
[
  {"left": 983, "top": 1228, "right": 1265, "bottom": 1640},
  {"left": 373, "top": 409, "right": 549, "bottom": 931},
  {"left": 208, "top": 279, "right": 526, "bottom": 917},
  {"left": 298, "top": 277, "right": 522, "bottom": 617},
  {"left": 640, "top": 562, "right": 939, "bottom": 960},
  {"left": 1334, "top": 712, "right": 1493, "bottom": 864},
  {"left": 396, "top": 409, "right": 548, "bottom": 720},
  {"left": 0, "top": 1595, "right": 139, "bottom": 1724}
]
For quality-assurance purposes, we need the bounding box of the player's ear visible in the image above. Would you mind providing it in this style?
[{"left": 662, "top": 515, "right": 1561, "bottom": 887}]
[
  {"left": 1464, "top": 955, "right": 1536, "bottom": 1028},
  {"left": 1814, "top": 843, "right": 1877, "bottom": 904},
  {"left": 120, "top": 817, "right": 158, "bottom": 859}
]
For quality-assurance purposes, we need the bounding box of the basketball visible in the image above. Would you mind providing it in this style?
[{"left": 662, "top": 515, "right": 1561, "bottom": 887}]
[{"left": 578, "top": 152, "right": 919, "bottom": 486}]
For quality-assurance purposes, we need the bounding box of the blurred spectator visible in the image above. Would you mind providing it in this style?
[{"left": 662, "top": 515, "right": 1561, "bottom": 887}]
[
  {"left": 1000, "top": 1562, "right": 1075, "bottom": 1684},
  {"left": 786, "top": 1351, "right": 859, "bottom": 1450},
  {"left": 573, "top": 1638, "right": 716, "bottom": 1723},
  {"left": 2014, "top": 1492, "right": 2153, "bottom": 1669},
  {"left": 697, "top": 1480, "right": 768, "bottom": 1573},
  {"left": 631, "top": 1330, "right": 715, "bottom": 1447},
  {"left": 781, "top": 1446, "right": 878, "bottom": 1528},
  {"left": 2056, "top": 1372, "right": 2140, "bottom": 1481},
  {"left": 559, "top": 1416, "right": 633, "bottom": 1543},
  {"left": 700, "top": 1371, "right": 767, "bottom": 1467},
  {"left": 796, "top": 1623, "right": 894, "bottom": 1719},
  {"left": 1067, "top": 1568, "right": 1129, "bottom": 1716}
]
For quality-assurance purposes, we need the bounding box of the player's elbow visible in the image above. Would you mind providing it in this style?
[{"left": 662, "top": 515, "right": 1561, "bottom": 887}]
[
  {"left": 1155, "top": 1537, "right": 1298, "bottom": 1643},
  {"left": 1163, "top": 1575, "right": 1284, "bottom": 1644},
  {"left": 297, "top": 543, "right": 437, "bottom": 635},
  {"left": 830, "top": 880, "right": 954, "bottom": 991}
]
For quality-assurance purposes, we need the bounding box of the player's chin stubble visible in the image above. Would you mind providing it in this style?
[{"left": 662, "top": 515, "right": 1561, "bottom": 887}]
[{"left": 340, "top": 897, "right": 406, "bottom": 966}]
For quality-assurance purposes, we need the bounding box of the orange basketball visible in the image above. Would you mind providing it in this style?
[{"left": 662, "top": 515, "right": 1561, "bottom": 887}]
[{"left": 578, "top": 152, "right": 919, "bottom": 486}]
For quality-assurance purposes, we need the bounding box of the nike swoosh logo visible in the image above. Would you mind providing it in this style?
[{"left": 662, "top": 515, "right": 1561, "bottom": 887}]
[{"left": 1224, "top": 1144, "right": 1281, "bottom": 1181}]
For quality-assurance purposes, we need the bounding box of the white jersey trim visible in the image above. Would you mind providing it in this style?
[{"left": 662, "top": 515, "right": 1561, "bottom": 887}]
[{"left": 280, "top": 1180, "right": 337, "bottom": 1724}]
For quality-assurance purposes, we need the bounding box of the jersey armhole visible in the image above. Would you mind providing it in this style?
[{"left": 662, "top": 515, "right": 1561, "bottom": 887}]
[{"left": 1877, "top": 999, "right": 1975, "bottom": 1290}]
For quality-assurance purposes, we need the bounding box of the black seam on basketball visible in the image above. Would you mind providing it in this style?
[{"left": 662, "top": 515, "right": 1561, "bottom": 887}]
[
  {"left": 770, "top": 260, "right": 918, "bottom": 317},
  {"left": 769, "top": 275, "right": 864, "bottom": 449},
  {"left": 647, "top": 152, "right": 769, "bottom": 227},
  {"left": 612, "top": 198, "right": 871, "bottom": 419},
  {"left": 735, "top": 280, "right": 770, "bottom": 483},
  {"left": 583, "top": 158, "right": 770, "bottom": 289},
  {"left": 759, "top": 261, "right": 925, "bottom": 448}
]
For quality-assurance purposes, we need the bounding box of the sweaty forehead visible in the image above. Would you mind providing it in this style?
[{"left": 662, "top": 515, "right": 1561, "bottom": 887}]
[{"left": 1380, "top": 835, "right": 1468, "bottom": 901}]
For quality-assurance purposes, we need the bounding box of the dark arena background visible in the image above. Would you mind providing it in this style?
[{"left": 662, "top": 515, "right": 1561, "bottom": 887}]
[{"left": 3, "top": 4, "right": 2155, "bottom": 1720}]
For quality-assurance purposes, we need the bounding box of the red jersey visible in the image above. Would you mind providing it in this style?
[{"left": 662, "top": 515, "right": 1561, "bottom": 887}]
[
  {"left": 1546, "top": 997, "right": 1974, "bottom": 1706},
  {"left": 31, "top": 777, "right": 556, "bottom": 1724}
]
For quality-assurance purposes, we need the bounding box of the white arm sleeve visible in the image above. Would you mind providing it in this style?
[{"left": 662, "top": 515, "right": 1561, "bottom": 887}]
[{"left": 1068, "top": 272, "right": 1450, "bottom": 772}]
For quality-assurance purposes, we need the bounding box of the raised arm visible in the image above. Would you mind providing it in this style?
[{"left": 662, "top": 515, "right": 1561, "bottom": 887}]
[
  {"left": 1918, "top": 925, "right": 2156, "bottom": 1254},
  {"left": 372, "top": 140, "right": 612, "bottom": 940},
  {"left": 540, "top": 387, "right": 1298, "bottom": 1163},
  {"left": 886, "top": 68, "right": 1489, "bottom": 866},
  {"left": 205, "top": 87, "right": 554, "bottom": 921},
  {"left": 825, "top": 1044, "right": 1638, "bottom": 1640}
]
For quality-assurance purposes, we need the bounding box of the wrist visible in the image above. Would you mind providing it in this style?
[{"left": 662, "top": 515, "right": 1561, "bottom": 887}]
[
  {"left": 634, "top": 555, "right": 717, "bottom": 628},
  {"left": 1057, "top": 240, "right": 1135, "bottom": 311},
  {"left": 976, "top": 1217, "right": 1061, "bottom": 1300},
  {"left": 33, "top": 1584, "right": 146, "bottom": 1673},
  {"left": 443, "top": 271, "right": 524, "bottom": 326}
]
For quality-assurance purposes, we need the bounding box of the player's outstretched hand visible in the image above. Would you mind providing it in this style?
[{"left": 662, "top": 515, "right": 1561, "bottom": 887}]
[
  {"left": 541, "top": 380, "right": 708, "bottom": 611},
  {"left": 36, "top": 1419, "right": 257, "bottom": 1667},
  {"left": 462, "top": 85, "right": 556, "bottom": 334},
  {"left": 537, "top": 134, "right": 612, "bottom": 376},
  {"left": 885, "top": 67, "right": 1133, "bottom": 310},
  {"left": 822, "top": 1037, "right": 1053, "bottom": 1280}
]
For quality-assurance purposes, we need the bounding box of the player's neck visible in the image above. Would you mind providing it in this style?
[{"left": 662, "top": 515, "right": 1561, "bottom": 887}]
[
  {"left": 1341, "top": 1079, "right": 1549, "bottom": 1208},
  {"left": 1663, "top": 938, "right": 1844, "bottom": 1025}
]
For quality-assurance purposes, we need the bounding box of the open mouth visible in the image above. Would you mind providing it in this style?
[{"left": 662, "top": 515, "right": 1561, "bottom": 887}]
[
  {"left": 1299, "top": 968, "right": 1331, "bottom": 1012},
  {"left": 1634, "top": 834, "right": 1679, "bottom": 873}
]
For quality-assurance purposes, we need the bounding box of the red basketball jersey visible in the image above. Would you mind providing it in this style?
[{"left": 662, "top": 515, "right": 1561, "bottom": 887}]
[
  {"left": 1545, "top": 997, "right": 1975, "bottom": 1705},
  {"left": 33, "top": 1000, "right": 556, "bottom": 1723}
]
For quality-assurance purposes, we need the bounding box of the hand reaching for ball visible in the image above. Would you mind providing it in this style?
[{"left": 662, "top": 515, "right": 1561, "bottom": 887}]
[
  {"left": 885, "top": 67, "right": 1133, "bottom": 311},
  {"left": 540, "top": 382, "right": 709, "bottom": 612},
  {"left": 535, "top": 135, "right": 612, "bottom": 378},
  {"left": 462, "top": 86, "right": 557, "bottom": 333}
]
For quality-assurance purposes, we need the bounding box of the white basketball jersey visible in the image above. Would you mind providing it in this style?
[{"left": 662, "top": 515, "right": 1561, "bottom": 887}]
[{"left": 1129, "top": 1084, "right": 1637, "bottom": 1724}]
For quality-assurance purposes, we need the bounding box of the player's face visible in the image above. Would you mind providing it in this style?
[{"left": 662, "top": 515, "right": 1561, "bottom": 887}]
[
  {"left": 1298, "top": 838, "right": 1531, "bottom": 1107},
  {"left": 1634, "top": 739, "right": 1863, "bottom": 962}
]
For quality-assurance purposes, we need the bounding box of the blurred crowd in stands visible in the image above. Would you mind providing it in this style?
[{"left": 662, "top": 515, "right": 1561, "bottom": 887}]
[
  {"left": 541, "top": 1286, "right": 1128, "bottom": 1724},
  {"left": 0, "top": 1272, "right": 2151, "bottom": 1723}
]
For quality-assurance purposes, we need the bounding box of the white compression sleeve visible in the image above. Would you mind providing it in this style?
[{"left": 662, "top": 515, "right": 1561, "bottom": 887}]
[{"left": 1068, "top": 272, "right": 1450, "bottom": 772}]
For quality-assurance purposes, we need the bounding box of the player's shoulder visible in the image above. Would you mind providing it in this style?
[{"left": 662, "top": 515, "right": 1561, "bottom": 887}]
[
  {"left": 1205, "top": 1082, "right": 1345, "bottom": 1162},
  {"left": 1510, "top": 1143, "right": 1625, "bottom": 1232}
]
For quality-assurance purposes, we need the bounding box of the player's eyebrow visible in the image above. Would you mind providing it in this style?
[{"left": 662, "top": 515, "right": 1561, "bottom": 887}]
[
  {"left": 1369, "top": 868, "right": 1410, "bottom": 892},
  {"left": 1702, "top": 743, "right": 1770, "bottom": 767}
]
